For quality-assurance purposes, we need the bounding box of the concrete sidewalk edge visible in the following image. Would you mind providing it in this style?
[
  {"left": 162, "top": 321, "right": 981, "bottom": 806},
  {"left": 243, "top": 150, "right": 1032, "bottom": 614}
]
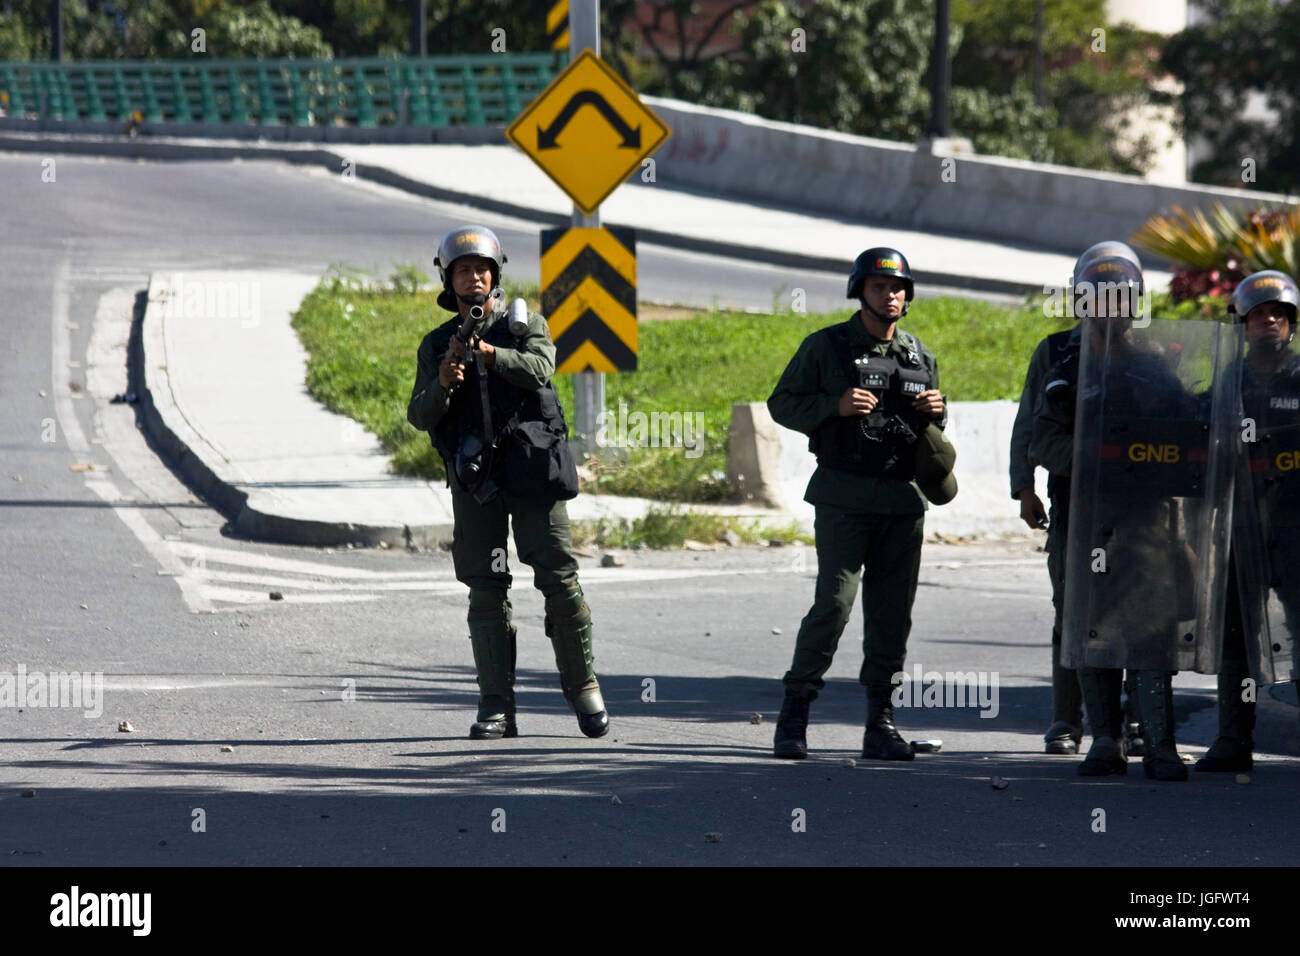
[
  {"left": 135, "top": 275, "right": 456, "bottom": 548},
  {"left": 0, "top": 131, "right": 1044, "bottom": 297}
]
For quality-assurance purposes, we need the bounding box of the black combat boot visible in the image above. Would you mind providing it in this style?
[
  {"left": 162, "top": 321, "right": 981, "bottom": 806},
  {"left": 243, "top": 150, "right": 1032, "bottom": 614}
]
[
  {"left": 545, "top": 588, "right": 609, "bottom": 738},
  {"left": 862, "top": 686, "right": 915, "bottom": 761},
  {"left": 1195, "top": 669, "right": 1255, "bottom": 772},
  {"left": 1122, "top": 672, "right": 1145, "bottom": 757},
  {"left": 1044, "top": 638, "right": 1083, "bottom": 754},
  {"left": 1077, "top": 668, "right": 1127, "bottom": 776},
  {"left": 773, "top": 690, "right": 814, "bottom": 759},
  {"left": 470, "top": 713, "right": 519, "bottom": 739},
  {"left": 1137, "top": 670, "right": 1188, "bottom": 781},
  {"left": 468, "top": 591, "right": 519, "bottom": 740}
]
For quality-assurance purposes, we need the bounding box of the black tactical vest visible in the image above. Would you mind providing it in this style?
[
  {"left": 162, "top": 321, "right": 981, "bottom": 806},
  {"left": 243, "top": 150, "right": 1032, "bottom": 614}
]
[
  {"left": 809, "top": 324, "right": 934, "bottom": 478},
  {"left": 426, "top": 313, "right": 569, "bottom": 480}
]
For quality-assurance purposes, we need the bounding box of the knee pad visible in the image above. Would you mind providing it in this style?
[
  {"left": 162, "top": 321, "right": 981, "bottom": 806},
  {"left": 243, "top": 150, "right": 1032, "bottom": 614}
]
[
  {"left": 468, "top": 588, "right": 512, "bottom": 636},
  {"left": 544, "top": 587, "right": 589, "bottom": 632}
]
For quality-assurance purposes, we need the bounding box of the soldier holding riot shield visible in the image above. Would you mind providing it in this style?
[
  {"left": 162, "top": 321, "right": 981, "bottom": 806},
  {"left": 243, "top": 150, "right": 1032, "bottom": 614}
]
[
  {"left": 1197, "top": 270, "right": 1300, "bottom": 773},
  {"left": 1033, "top": 250, "right": 1237, "bottom": 780},
  {"left": 406, "top": 225, "right": 608, "bottom": 741},
  {"left": 1011, "top": 241, "right": 1150, "bottom": 756}
]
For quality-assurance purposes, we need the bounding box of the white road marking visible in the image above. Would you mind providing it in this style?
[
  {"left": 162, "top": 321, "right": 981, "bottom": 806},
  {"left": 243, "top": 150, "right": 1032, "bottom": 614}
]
[
  {"left": 197, "top": 585, "right": 382, "bottom": 605},
  {"left": 198, "top": 569, "right": 467, "bottom": 593},
  {"left": 57, "top": 269, "right": 217, "bottom": 613},
  {"left": 99, "top": 677, "right": 285, "bottom": 691},
  {"left": 51, "top": 263, "right": 89, "bottom": 456},
  {"left": 167, "top": 540, "right": 452, "bottom": 580}
]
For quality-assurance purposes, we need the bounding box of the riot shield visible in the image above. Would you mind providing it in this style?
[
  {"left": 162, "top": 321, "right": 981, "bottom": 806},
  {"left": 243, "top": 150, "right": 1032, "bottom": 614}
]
[
  {"left": 1231, "top": 339, "right": 1300, "bottom": 684},
  {"left": 1062, "top": 317, "right": 1237, "bottom": 672}
]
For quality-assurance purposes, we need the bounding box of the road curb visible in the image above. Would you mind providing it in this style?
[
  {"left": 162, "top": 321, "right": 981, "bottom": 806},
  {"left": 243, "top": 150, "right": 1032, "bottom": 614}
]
[
  {"left": 0, "top": 131, "right": 1044, "bottom": 298},
  {"left": 133, "top": 275, "right": 455, "bottom": 549}
]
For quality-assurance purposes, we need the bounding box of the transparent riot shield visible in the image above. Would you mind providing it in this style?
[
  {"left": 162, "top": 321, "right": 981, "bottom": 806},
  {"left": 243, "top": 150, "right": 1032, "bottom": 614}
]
[
  {"left": 1231, "top": 335, "right": 1300, "bottom": 685},
  {"left": 1062, "top": 317, "right": 1237, "bottom": 672}
]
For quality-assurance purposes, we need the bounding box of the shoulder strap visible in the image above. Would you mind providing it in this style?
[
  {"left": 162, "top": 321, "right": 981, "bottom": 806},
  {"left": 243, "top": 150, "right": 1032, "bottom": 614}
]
[
  {"left": 474, "top": 355, "right": 494, "bottom": 445},
  {"left": 827, "top": 322, "right": 852, "bottom": 351},
  {"left": 826, "top": 322, "right": 859, "bottom": 381},
  {"left": 1047, "top": 328, "right": 1074, "bottom": 365}
]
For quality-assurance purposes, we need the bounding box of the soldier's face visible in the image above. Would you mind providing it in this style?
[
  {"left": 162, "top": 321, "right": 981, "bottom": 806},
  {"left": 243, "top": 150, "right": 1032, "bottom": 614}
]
[
  {"left": 451, "top": 257, "right": 494, "bottom": 298},
  {"left": 862, "top": 276, "right": 908, "bottom": 319},
  {"left": 1245, "top": 302, "right": 1293, "bottom": 349}
]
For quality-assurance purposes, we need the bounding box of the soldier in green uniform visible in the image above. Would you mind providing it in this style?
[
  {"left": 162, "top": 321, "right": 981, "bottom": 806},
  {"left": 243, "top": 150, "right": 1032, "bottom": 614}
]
[
  {"left": 768, "top": 247, "right": 952, "bottom": 761},
  {"left": 406, "top": 225, "right": 609, "bottom": 741},
  {"left": 1010, "top": 241, "right": 1147, "bottom": 756},
  {"left": 1198, "top": 270, "right": 1300, "bottom": 772}
]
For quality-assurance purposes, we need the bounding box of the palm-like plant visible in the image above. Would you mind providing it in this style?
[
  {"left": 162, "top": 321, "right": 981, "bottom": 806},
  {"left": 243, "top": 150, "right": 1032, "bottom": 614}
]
[
  {"left": 1233, "top": 207, "right": 1300, "bottom": 276},
  {"left": 1130, "top": 202, "right": 1300, "bottom": 303},
  {"left": 1131, "top": 203, "right": 1246, "bottom": 270}
]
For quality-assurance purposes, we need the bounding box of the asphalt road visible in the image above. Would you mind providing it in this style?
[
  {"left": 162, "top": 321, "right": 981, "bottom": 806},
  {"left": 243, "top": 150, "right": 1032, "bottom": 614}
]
[{"left": 1, "top": 152, "right": 1297, "bottom": 874}]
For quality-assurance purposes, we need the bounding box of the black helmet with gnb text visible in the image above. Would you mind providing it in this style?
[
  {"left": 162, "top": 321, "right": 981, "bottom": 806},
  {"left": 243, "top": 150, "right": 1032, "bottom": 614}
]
[
  {"left": 1071, "top": 240, "right": 1143, "bottom": 291},
  {"left": 847, "top": 247, "right": 914, "bottom": 301},
  {"left": 1229, "top": 270, "right": 1300, "bottom": 325},
  {"left": 1073, "top": 255, "right": 1144, "bottom": 319}
]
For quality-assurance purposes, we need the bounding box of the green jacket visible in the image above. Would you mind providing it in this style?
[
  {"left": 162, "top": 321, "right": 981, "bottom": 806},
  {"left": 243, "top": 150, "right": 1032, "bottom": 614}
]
[
  {"left": 1011, "top": 324, "right": 1080, "bottom": 495},
  {"left": 407, "top": 308, "right": 557, "bottom": 434},
  {"left": 768, "top": 314, "right": 944, "bottom": 514},
  {"left": 1028, "top": 326, "right": 1083, "bottom": 482}
]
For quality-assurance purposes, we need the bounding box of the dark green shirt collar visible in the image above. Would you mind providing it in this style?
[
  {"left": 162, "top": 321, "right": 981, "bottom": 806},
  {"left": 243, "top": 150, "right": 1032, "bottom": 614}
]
[{"left": 846, "top": 313, "right": 912, "bottom": 355}]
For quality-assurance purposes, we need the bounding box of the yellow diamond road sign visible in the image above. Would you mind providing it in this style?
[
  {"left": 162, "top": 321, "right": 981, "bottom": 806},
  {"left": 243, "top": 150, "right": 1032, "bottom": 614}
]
[{"left": 507, "top": 49, "right": 670, "bottom": 215}]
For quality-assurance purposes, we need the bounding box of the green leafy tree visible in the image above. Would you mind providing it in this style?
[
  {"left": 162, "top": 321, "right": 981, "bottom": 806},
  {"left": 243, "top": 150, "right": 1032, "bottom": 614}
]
[
  {"left": 206, "top": 0, "right": 333, "bottom": 59},
  {"left": 0, "top": 0, "right": 333, "bottom": 60},
  {"left": 604, "top": 0, "right": 1056, "bottom": 160},
  {"left": 0, "top": 1, "right": 40, "bottom": 59},
  {"left": 952, "top": 0, "right": 1167, "bottom": 173},
  {"left": 1161, "top": 0, "right": 1300, "bottom": 191},
  {"left": 602, "top": 0, "right": 1161, "bottom": 172}
]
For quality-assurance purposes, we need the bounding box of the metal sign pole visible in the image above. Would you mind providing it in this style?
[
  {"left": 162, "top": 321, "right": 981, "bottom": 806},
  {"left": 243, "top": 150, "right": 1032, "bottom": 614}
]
[{"left": 570, "top": 0, "right": 604, "bottom": 456}]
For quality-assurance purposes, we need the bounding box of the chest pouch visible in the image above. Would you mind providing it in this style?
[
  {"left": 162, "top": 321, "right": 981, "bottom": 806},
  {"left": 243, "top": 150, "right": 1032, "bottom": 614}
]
[
  {"left": 897, "top": 366, "right": 931, "bottom": 399},
  {"left": 855, "top": 356, "right": 892, "bottom": 392}
]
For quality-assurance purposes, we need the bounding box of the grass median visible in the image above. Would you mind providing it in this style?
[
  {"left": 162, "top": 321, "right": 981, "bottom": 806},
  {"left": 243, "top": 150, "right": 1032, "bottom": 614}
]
[{"left": 290, "top": 266, "right": 1073, "bottom": 544}]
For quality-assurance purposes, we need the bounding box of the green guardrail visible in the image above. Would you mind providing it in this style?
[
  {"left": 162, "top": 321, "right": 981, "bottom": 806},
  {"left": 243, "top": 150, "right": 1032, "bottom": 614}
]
[{"left": 0, "top": 54, "right": 566, "bottom": 127}]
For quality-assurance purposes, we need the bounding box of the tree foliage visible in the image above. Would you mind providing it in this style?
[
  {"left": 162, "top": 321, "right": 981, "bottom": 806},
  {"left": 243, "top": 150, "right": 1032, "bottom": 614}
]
[
  {"left": 0, "top": 0, "right": 331, "bottom": 59},
  {"left": 951, "top": 0, "right": 1166, "bottom": 173},
  {"left": 604, "top": 0, "right": 1157, "bottom": 173},
  {"left": 0, "top": 0, "right": 1170, "bottom": 177},
  {"left": 1161, "top": 0, "right": 1300, "bottom": 191}
]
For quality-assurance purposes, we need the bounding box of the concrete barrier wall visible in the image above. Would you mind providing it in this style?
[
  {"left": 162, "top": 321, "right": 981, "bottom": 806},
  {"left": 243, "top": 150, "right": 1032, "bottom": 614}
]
[
  {"left": 644, "top": 97, "right": 1299, "bottom": 257},
  {"left": 0, "top": 115, "right": 503, "bottom": 144},
  {"left": 12, "top": 94, "right": 1295, "bottom": 259}
]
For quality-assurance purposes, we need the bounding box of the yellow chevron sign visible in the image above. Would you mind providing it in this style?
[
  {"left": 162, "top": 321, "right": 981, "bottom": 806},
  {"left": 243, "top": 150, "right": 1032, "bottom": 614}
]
[
  {"left": 546, "top": 0, "right": 569, "bottom": 50},
  {"left": 541, "top": 227, "right": 637, "bottom": 373}
]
